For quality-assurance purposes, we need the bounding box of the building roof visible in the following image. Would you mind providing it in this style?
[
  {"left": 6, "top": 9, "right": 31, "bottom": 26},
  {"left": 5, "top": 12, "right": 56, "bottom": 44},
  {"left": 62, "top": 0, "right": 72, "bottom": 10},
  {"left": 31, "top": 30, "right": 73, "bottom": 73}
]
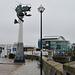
[{"left": 43, "top": 36, "right": 66, "bottom": 41}]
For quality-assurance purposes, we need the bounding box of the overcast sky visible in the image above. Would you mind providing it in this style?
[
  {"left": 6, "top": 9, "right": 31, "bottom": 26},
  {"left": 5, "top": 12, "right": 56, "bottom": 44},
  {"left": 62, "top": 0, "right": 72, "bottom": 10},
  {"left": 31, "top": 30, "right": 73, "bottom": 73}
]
[{"left": 0, "top": 0, "right": 75, "bottom": 47}]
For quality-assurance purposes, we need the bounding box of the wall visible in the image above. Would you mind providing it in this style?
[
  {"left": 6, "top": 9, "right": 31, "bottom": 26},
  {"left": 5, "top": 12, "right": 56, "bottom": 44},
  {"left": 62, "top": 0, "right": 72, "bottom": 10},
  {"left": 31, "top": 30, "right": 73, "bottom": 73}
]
[
  {"left": 42, "top": 56, "right": 63, "bottom": 75},
  {"left": 63, "top": 61, "right": 75, "bottom": 75}
]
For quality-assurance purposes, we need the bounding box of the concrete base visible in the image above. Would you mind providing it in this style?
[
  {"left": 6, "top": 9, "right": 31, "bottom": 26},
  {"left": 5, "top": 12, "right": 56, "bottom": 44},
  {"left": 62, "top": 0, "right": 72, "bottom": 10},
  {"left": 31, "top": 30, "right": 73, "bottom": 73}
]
[
  {"left": 14, "top": 59, "right": 25, "bottom": 63},
  {"left": 14, "top": 43, "right": 25, "bottom": 63}
]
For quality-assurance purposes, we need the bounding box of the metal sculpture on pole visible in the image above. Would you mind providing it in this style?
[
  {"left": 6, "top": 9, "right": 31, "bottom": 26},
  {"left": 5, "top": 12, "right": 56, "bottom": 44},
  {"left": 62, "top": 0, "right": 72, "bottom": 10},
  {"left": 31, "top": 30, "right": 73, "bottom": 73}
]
[{"left": 14, "top": 4, "right": 31, "bottom": 62}]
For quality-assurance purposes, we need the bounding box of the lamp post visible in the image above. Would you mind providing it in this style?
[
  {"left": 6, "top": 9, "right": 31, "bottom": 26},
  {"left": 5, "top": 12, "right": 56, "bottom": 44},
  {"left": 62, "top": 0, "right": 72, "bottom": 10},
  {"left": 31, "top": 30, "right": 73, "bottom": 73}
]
[{"left": 38, "top": 5, "right": 45, "bottom": 75}]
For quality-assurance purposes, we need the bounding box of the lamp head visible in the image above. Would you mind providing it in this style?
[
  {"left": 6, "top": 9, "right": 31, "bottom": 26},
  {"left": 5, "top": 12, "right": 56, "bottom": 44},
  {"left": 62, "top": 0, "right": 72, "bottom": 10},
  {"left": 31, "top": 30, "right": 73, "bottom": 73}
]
[{"left": 38, "top": 5, "right": 45, "bottom": 13}]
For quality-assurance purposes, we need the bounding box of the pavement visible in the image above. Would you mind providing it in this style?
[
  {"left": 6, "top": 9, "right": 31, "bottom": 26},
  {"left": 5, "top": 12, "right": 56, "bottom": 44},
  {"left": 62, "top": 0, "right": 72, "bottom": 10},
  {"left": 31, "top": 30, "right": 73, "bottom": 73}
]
[
  {"left": 0, "top": 63, "right": 21, "bottom": 75},
  {"left": 0, "top": 58, "right": 23, "bottom": 75},
  {"left": 0, "top": 58, "right": 14, "bottom": 63},
  {"left": 0, "top": 58, "right": 44, "bottom": 75},
  {"left": 10, "top": 60, "right": 44, "bottom": 75}
]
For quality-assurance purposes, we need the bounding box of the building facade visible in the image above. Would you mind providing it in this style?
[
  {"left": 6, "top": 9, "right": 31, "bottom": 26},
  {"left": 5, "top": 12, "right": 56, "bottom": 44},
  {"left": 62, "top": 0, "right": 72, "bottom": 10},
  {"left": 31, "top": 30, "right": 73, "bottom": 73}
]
[
  {"left": 38, "top": 36, "right": 70, "bottom": 54},
  {"left": 70, "top": 43, "right": 75, "bottom": 50},
  {"left": 0, "top": 43, "right": 36, "bottom": 57}
]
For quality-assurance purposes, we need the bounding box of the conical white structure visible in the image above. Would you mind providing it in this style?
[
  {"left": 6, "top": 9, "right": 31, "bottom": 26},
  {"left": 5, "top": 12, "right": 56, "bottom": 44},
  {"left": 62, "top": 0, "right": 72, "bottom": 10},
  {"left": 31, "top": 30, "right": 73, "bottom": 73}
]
[
  {"left": 18, "top": 20, "right": 23, "bottom": 43},
  {"left": 14, "top": 19, "right": 25, "bottom": 63}
]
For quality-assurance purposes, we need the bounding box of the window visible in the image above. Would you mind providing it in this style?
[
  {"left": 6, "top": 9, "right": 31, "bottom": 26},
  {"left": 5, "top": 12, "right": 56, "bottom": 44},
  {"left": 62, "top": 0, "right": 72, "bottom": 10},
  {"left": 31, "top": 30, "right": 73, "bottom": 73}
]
[
  {"left": 24, "top": 48, "right": 27, "bottom": 51},
  {"left": 56, "top": 45, "right": 61, "bottom": 49},
  {"left": 13, "top": 48, "right": 16, "bottom": 51}
]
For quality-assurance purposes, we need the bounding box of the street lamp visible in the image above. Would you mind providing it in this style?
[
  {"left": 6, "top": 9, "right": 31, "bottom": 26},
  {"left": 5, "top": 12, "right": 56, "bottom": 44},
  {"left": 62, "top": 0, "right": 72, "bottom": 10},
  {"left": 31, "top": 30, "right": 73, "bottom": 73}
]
[{"left": 38, "top": 5, "right": 45, "bottom": 75}]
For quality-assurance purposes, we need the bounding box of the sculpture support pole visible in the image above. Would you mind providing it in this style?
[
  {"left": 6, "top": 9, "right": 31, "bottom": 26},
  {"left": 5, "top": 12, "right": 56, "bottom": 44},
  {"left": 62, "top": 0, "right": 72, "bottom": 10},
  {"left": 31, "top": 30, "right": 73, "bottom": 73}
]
[
  {"left": 14, "top": 19, "right": 25, "bottom": 63},
  {"left": 18, "top": 19, "right": 23, "bottom": 43}
]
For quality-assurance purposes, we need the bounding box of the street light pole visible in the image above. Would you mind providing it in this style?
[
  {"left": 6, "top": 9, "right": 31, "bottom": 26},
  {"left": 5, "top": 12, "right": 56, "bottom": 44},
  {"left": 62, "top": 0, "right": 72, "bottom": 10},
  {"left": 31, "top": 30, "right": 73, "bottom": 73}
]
[
  {"left": 40, "top": 12, "right": 42, "bottom": 50},
  {"left": 38, "top": 5, "right": 45, "bottom": 75},
  {"left": 40, "top": 11, "right": 42, "bottom": 75}
]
